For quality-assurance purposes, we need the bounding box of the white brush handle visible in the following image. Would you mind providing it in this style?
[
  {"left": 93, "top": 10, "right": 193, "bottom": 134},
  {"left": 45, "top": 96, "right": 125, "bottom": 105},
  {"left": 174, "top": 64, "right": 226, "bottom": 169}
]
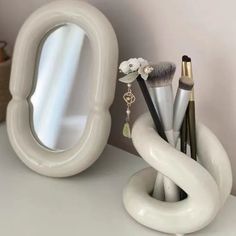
[
  {"left": 163, "top": 176, "right": 180, "bottom": 202},
  {"left": 173, "top": 88, "right": 191, "bottom": 144},
  {"left": 152, "top": 172, "right": 165, "bottom": 200},
  {"left": 148, "top": 86, "right": 166, "bottom": 200},
  {"left": 151, "top": 86, "right": 179, "bottom": 202},
  {"left": 153, "top": 131, "right": 179, "bottom": 202},
  {"left": 152, "top": 86, "right": 173, "bottom": 131},
  {"left": 164, "top": 129, "right": 180, "bottom": 202},
  {"left": 148, "top": 86, "right": 177, "bottom": 201},
  {"left": 147, "top": 85, "right": 160, "bottom": 117},
  {"left": 148, "top": 85, "right": 175, "bottom": 143},
  {"left": 165, "top": 130, "right": 175, "bottom": 146}
]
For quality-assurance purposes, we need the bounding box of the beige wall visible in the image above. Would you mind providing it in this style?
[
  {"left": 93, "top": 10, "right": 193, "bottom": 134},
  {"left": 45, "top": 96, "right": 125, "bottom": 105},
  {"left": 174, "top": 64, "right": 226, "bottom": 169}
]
[{"left": 0, "top": 0, "right": 236, "bottom": 193}]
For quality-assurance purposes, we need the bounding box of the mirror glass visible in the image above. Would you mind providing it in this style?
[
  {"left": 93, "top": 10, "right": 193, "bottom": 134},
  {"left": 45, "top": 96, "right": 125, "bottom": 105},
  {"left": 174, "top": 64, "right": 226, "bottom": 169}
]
[{"left": 29, "top": 23, "right": 92, "bottom": 151}]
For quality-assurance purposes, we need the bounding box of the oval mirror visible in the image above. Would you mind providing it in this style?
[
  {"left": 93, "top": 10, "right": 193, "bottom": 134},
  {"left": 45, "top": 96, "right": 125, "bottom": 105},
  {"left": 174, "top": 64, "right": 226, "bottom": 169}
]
[
  {"left": 7, "top": 1, "right": 118, "bottom": 177},
  {"left": 30, "top": 23, "right": 92, "bottom": 151}
]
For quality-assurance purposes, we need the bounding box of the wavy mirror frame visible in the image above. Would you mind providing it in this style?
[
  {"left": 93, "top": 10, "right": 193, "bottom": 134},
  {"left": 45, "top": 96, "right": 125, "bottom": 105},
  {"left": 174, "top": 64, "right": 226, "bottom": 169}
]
[{"left": 7, "top": 0, "right": 118, "bottom": 177}]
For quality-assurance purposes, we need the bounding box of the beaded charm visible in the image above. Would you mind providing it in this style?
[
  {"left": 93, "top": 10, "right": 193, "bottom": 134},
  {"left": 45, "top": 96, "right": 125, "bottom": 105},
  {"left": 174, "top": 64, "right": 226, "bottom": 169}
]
[
  {"left": 118, "top": 57, "right": 152, "bottom": 138},
  {"left": 122, "top": 83, "right": 136, "bottom": 138}
]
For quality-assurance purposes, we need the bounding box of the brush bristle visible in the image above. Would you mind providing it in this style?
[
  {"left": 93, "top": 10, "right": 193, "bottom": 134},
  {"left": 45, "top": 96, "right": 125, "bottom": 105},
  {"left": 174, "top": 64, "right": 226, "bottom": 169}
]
[
  {"left": 179, "top": 76, "right": 194, "bottom": 90},
  {"left": 147, "top": 62, "right": 176, "bottom": 88},
  {"left": 182, "top": 55, "right": 191, "bottom": 62}
]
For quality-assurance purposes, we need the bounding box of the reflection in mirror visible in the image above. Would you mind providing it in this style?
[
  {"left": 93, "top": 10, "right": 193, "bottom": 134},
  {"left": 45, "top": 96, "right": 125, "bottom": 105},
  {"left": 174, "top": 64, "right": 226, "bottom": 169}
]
[{"left": 29, "top": 23, "right": 92, "bottom": 151}]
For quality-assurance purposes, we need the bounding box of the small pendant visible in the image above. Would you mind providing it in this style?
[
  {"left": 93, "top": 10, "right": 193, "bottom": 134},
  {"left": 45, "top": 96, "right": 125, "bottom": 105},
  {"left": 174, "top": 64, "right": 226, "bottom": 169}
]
[{"left": 123, "top": 122, "right": 131, "bottom": 138}]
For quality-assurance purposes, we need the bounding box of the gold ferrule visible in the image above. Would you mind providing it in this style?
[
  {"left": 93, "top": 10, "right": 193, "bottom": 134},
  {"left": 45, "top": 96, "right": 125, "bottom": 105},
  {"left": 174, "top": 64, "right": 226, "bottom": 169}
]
[
  {"left": 181, "top": 61, "right": 193, "bottom": 78},
  {"left": 181, "top": 61, "right": 187, "bottom": 77},
  {"left": 181, "top": 60, "right": 194, "bottom": 100},
  {"left": 190, "top": 89, "right": 195, "bottom": 101}
]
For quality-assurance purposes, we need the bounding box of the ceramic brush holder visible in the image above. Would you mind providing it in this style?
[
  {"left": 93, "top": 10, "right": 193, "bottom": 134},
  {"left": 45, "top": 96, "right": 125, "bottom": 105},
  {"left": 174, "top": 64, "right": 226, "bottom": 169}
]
[{"left": 123, "top": 113, "right": 232, "bottom": 236}]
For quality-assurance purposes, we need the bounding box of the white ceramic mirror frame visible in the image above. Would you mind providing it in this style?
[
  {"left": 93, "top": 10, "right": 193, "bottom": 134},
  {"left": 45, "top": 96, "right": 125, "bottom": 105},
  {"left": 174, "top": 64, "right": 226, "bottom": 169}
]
[{"left": 7, "top": 0, "right": 118, "bottom": 177}]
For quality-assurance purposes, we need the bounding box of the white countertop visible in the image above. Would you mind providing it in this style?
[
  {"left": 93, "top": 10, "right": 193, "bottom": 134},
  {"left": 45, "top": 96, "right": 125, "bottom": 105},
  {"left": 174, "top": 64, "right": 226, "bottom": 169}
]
[{"left": 0, "top": 123, "right": 235, "bottom": 235}]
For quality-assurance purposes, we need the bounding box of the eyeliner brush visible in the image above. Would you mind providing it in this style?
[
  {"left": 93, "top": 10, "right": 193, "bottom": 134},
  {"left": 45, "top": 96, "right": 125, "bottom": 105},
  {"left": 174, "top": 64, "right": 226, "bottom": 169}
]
[
  {"left": 181, "top": 55, "right": 197, "bottom": 161},
  {"left": 179, "top": 56, "right": 194, "bottom": 200},
  {"left": 180, "top": 116, "right": 188, "bottom": 154},
  {"left": 180, "top": 55, "right": 191, "bottom": 154}
]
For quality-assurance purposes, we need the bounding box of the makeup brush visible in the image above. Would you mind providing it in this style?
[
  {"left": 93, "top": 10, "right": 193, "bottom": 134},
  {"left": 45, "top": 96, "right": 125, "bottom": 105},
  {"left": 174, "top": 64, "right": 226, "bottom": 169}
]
[
  {"left": 147, "top": 62, "right": 176, "bottom": 145},
  {"left": 136, "top": 75, "right": 167, "bottom": 201},
  {"left": 180, "top": 56, "right": 191, "bottom": 154},
  {"left": 173, "top": 76, "right": 194, "bottom": 145},
  {"left": 181, "top": 56, "right": 197, "bottom": 161},
  {"left": 147, "top": 62, "right": 180, "bottom": 202},
  {"left": 136, "top": 75, "right": 167, "bottom": 141},
  {"left": 178, "top": 56, "right": 193, "bottom": 200}
]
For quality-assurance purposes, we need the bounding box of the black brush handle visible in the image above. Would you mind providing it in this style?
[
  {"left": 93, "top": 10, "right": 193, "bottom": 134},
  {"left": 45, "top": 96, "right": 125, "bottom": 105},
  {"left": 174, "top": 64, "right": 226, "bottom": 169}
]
[
  {"left": 180, "top": 101, "right": 198, "bottom": 199},
  {"left": 180, "top": 114, "right": 188, "bottom": 154},
  {"left": 187, "top": 101, "right": 197, "bottom": 161},
  {"left": 136, "top": 76, "right": 168, "bottom": 142},
  {"left": 180, "top": 114, "right": 188, "bottom": 200}
]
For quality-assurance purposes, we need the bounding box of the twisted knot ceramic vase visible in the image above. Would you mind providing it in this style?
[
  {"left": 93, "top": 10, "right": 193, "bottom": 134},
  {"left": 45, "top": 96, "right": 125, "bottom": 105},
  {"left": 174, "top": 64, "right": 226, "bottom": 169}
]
[{"left": 123, "top": 113, "right": 232, "bottom": 235}]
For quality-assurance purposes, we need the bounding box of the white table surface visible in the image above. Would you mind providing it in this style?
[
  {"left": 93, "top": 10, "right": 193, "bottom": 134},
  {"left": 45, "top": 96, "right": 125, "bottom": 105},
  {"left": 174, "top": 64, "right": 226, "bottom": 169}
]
[{"left": 0, "top": 123, "right": 235, "bottom": 236}]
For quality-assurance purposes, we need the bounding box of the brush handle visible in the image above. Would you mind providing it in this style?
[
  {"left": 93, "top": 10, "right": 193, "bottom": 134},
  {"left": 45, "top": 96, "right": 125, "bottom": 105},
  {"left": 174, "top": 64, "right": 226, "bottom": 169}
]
[
  {"left": 179, "top": 100, "right": 197, "bottom": 200},
  {"left": 165, "top": 130, "right": 175, "bottom": 146},
  {"left": 180, "top": 115, "right": 188, "bottom": 154},
  {"left": 163, "top": 131, "right": 180, "bottom": 202},
  {"left": 173, "top": 88, "right": 191, "bottom": 144},
  {"left": 163, "top": 177, "right": 180, "bottom": 202},
  {"left": 179, "top": 107, "right": 189, "bottom": 200},
  {"left": 137, "top": 76, "right": 167, "bottom": 141},
  {"left": 152, "top": 172, "right": 165, "bottom": 200},
  {"left": 147, "top": 85, "right": 160, "bottom": 118},
  {"left": 188, "top": 101, "right": 197, "bottom": 161},
  {"left": 137, "top": 76, "right": 180, "bottom": 202},
  {"left": 151, "top": 85, "right": 180, "bottom": 201},
  {"left": 137, "top": 76, "right": 167, "bottom": 200},
  {"left": 149, "top": 86, "right": 175, "bottom": 145},
  {"left": 152, "top": 86, "right": 173, "bottom": 131}
]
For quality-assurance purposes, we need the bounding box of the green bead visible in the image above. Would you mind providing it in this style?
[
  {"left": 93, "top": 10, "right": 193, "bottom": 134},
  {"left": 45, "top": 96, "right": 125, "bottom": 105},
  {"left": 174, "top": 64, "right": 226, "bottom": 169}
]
[{"left": 123, "top": 122, "right": 131, "bottom": 138}]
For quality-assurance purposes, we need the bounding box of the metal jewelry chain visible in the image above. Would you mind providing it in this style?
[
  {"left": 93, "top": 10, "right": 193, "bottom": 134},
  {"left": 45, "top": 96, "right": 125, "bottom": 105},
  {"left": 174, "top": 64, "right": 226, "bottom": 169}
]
[{"left": 122, "top": 83, "right": 136, "bottom": 138}]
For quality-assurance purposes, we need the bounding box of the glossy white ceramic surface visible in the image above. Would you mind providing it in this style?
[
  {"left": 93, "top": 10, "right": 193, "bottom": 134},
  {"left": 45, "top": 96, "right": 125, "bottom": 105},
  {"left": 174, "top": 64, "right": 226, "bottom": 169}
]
[
  {"left": 6, "top": 0, "right": 118, "bottom": 177},
  {"left": 123, "top": 113, "right": 232, "bottom": 235}
]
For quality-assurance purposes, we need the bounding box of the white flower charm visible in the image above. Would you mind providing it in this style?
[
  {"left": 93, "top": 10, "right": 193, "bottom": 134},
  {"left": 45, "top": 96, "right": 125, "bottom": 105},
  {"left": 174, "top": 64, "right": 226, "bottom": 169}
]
[
  {"left": 118, "top": 57, "right": 153, "bottom": 83},
  {"left": 138, "top": 58, "right": 149, "bottom": 67},
  {"left": 119, "top": 61, "right": 130, "bottom": 74},
  {"left": 128, "top": 58, "right": 140, "bottom": 72},
  {"left": 138, "top": 65, "right": 154, "bottom": 80},
  {"left": 118, "top": 57, "right": 152, "bottom": 139}
]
